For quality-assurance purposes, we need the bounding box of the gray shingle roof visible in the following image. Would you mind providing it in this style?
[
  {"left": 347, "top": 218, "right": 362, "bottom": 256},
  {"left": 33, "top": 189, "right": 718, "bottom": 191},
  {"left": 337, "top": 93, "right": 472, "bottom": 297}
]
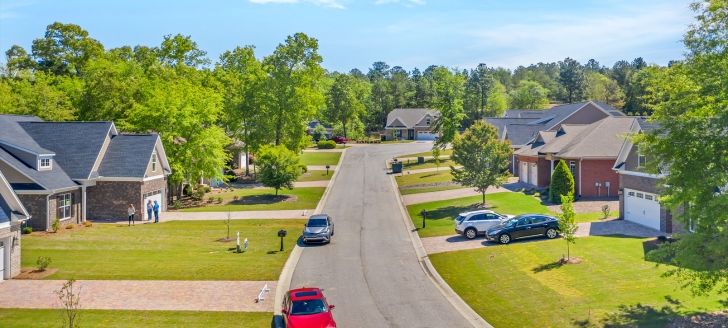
[
  {"left": 0, "top": 147, "right": 77, "bottom": 191},
  {"left": 98, "top": 134, "right": 159, "bottom": 178},
  {"left": 504, "top": 110, "right": 548, "bottom": 119},
  {"left": 386, "top": 108, "right": 439, "bottom": 129},
  {"left": 636, "top": 117, "right": 660, "bottom": 132},
  {"left": 0, "top": 115, "right": 53, "bottom": 155},
  {"left": 19, "top": 121, "right": 114, "bottom": 180},
  {"left": 552, "top": 117, "right": 636, "bottom": 158},
  {"left": 504, "top": 124, "right": 546, "bottom": 146}
]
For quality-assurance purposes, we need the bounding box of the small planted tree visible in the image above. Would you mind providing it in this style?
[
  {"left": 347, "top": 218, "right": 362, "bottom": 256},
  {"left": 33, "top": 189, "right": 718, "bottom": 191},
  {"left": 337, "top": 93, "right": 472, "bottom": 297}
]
[
  {"left": 549, "top": 160, "right": 575, "bottom": 203},
  {"left": 558, "top": 193, "right": 578, "bottom": 262},
  {"left": 451, "top": 121, "right": 512, "bottom": 206},
  {"left": 256, "top": 145, "right": 305, "bottom": 195},
  {"left": 432, "top": 147, "right": 441, "bottom": 172},
  {"left": 601, "top": 204, "right": 611, "bottom": 220},
  {"left": 56, "top": 279, "right": 81, "bottom": 328},
  {"left": 36, "top": 256, "right": 52, "bottom": 272},
  {"left": 225, "top": 212, "right": 232, "bottom": 241}
]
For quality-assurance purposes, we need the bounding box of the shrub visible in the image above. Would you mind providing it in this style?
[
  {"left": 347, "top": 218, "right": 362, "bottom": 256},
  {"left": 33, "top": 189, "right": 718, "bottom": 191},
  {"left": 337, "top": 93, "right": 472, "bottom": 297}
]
[
  {"left": 37, "top": 256, "right": 51, "bottom": 272},
  {"left": 206, "top": 198, "right": 214, "bottom": 204},
  {"left": 601, "top": 204, "right": 611, "bottom": 219},
  {"left": 65, "top": 224, "right": 74, "bottom": 229},
  {"left": 191, "top": 189, "right": 205, "bottom": 201},
  {"left": 549, "top": 160, "right": 575, "bottom": 204},
  {"left": 233, "top": 195, "right": 239, "bottom": 201},
  {"left": 22, "top": 226, "right": 32, "bottom": 234},
  {"left": 317, "top": 140, "right": 336, "bottom": 149},
  {"left": 216, "top": 196, "right": 223, "bottom": 204},
  {"left": 173, "top": 200, "right": 182, "bottom": 210},
  {"left": 183, "top": 184, "right": 193, "bottom": 196},
  {"left": 51, "top": 218, "right": 60, "bottom": 233},
  {"left": 83, "top": 221, "right": 93, "bottom": 227}
]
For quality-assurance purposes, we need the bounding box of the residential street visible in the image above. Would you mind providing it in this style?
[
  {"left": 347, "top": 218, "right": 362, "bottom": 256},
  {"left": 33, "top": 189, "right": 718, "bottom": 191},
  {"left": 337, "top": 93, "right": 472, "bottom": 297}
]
[{"left": 291, "top": 142, "right": 474, "bottom": 328}]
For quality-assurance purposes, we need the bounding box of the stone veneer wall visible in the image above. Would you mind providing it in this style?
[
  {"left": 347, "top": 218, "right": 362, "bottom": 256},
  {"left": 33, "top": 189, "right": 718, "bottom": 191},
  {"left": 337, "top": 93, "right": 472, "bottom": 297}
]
[
  {"left": 17, "top": 194, "right": 48, "bottom": 231},
  {"left": 87, "top": 181, "right": 142, "bottom": 220}
]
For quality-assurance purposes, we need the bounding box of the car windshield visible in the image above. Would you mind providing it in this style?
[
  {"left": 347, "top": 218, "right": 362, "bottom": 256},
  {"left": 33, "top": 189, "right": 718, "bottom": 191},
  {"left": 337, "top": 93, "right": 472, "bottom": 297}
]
[
  {"left": 290, "top": 299, "right": 327, "bottom": 315},
  {"left": 456, "top": 215, "right": 466, "bottom": 223},
  {"left": 307, "top": 218, "right": 327, "bottom": 227},
  {"left": 504, "top": 218, "right": 518, "bottom": 228}
]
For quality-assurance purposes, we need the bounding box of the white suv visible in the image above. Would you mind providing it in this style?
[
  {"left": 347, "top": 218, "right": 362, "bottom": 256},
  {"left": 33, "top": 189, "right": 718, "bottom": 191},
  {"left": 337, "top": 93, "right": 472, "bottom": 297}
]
[{"left": 455, "top": 210, "right": 510, "bottom": 239}]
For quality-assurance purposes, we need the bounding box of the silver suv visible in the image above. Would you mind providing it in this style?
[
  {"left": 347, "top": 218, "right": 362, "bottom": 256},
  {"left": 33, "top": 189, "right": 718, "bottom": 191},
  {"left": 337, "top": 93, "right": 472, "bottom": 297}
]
[
  {"left": 455, "top": 210, "right": 510, "bottom": 239},
  {"left": 303, "top": 214, "right": 334, "bottom": 244}
]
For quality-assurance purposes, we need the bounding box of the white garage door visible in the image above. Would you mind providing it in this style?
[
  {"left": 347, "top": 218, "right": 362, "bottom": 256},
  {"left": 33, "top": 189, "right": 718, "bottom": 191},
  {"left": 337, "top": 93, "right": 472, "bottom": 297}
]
[
  {"left": 624, "top": 189, "right": 661, "bottom": 231},
  {"left": 416, "top": 131, "right": 437, "bottom": 140},
  {"left": 143, "top": 190, "right": 163, "bottom": 220},
  {"left": 529, "top": 163, "right": 538, "bottom": 186},
  {"left": 520, "top": 162, "right": 528, "bottom": 183}
]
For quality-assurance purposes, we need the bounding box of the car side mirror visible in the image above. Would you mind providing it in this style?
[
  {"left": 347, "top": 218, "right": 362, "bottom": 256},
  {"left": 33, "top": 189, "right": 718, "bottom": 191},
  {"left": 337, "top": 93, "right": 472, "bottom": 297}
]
[{"left": 329, "top": 304, "right": 335, "bottom": 310}]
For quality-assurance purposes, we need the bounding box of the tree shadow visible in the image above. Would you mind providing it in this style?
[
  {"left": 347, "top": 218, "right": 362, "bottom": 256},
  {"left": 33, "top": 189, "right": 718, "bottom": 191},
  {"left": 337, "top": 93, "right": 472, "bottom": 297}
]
[
  {"left": 573, "top": 303, "right": 678, "bottom": 328},
  {"left": 532, "top": 260, "right": 564, "bottom": 273},
  {"left": 231, "top": 194, "right": 296, "bottom": 205}
]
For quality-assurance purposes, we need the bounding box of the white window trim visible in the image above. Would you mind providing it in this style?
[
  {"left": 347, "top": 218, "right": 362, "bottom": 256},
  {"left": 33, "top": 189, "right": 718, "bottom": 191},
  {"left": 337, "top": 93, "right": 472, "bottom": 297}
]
[
  {"left": 151, "top": 152, "right": 158, "bottom": 172},
  {"left": 59, "top": 193, "right": 71, "bottom": 219},
  {"left": 38, "top": 158, "right": 52, "bottom": 170},
  {"left": 637, "top": 147, "right": 647, "bottom": 168}
]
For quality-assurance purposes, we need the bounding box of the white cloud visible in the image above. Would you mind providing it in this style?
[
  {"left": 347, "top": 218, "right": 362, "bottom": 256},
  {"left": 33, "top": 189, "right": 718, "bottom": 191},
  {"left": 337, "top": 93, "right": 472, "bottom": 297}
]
[{"left": 248, "top": 0, "right": 345, "bottom": 9}]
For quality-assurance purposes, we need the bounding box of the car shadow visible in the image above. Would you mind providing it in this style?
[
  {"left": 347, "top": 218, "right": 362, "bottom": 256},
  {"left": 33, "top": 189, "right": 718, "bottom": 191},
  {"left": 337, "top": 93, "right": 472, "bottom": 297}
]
[
  {"left": 271, "top": 314, "right": 284, "bottom": 328},
  {"left": 296, "top": 235, "right": 328, "bottom": 248}
]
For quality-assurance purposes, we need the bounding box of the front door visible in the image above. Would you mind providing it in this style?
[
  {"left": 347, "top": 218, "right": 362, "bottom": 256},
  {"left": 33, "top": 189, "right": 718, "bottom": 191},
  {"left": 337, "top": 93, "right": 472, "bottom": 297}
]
[{"left": 407, "top": 129, "right": 415, "bottom": 140}]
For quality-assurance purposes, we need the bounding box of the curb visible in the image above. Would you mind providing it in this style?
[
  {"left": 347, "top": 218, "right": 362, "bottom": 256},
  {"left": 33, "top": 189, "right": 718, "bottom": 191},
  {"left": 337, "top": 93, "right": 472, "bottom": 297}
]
[
  {"left": 388, "top": 161, "right": 492, "bottom": 328},
  {"left": 273, "top": 147, "right": 347, "bottom": 315}
]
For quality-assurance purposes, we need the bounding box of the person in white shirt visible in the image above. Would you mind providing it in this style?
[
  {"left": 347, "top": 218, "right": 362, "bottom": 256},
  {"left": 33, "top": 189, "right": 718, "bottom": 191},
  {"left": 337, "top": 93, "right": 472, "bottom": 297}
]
[{"left": 127, "top": 204, "right": 136, "bottom": 226}]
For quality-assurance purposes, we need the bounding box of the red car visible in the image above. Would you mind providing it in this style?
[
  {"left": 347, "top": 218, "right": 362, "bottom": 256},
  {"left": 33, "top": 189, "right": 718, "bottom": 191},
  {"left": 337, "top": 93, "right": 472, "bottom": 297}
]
[
  {"left": 331, "top": 136, "right": 347, "bottom": 144},
  {"left": 282, "top": 287, "right": 337, "bottom": 328}
]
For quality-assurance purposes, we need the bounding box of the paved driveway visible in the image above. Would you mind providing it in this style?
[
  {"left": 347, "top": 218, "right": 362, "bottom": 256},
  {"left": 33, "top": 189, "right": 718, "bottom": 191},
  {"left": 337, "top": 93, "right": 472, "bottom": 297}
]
[{"left": 290, "top": 143, "right": 473, "bottom": 328}]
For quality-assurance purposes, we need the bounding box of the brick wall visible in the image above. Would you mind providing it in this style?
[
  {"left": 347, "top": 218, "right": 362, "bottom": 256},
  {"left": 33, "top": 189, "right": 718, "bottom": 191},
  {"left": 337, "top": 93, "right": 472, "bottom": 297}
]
[
  {"left": 17, "top": 194, "right": 48, "bottom": 231},
  {"left": 578, "top": 159, "right": 619, "bottom": 198},
  {"left": 87, "top": 181, "right": 142, "bottom": 220}
]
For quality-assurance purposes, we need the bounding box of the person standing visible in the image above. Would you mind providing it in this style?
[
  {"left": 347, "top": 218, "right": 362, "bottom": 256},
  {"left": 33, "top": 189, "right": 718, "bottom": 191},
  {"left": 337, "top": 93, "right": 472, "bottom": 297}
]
[
  {"left": 127, "top": 204, "right": 136, "bottom": 226},
  {"left": 152, "top": 200, "right": 160, "bottom": 223},
  {"left": 146, "top": 200, "right": 153, "bottom": 222}
]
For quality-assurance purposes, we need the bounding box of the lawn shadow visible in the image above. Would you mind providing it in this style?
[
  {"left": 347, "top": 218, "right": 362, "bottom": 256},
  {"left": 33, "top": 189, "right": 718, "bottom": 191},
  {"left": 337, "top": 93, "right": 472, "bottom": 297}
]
[
  {"left": 532, "top": 260, "right": 564, "bottom": 273},
  {"left": 572, "top": 301, "right": 728, "bottom": 328},
  {"left": 231, "top": 194, "right": 297, "bottom": 205},
  {"left": 424, "top": 204, "right": 490, "bottom": 221}
]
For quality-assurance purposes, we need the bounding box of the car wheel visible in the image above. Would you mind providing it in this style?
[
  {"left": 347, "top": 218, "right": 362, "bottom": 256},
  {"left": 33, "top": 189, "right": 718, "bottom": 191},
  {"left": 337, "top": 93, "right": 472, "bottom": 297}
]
[
  {"left": 546, "top": 228, "right": 558, "bottom": 239},
  {"left": 499, "top": 234, "right": 511, "bottom": 244},
  {"left": 465, "top": 228, "right": 478, "bottom": 240}
]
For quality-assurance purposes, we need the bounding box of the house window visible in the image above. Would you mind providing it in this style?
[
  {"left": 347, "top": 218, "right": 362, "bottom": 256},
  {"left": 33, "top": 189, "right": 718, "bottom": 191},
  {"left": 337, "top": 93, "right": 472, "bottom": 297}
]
[
  {"left": 645, "top": 194, "right": 654, "bottom": 201},
  {"left": 636, "top": 193, "right": 644, "bottom": 199},
  {"left": 569, "top": 161, "right": 576, "bottom": 174},
  {"left": 637, "top": 147, "right": 647, "bottom": 168},
  {"left": 58, "top": 193, "right": 71, "bottom": 219},
  {"left": 627, "top": 191, "right": 635, "bottom": 197},
  {"left": 426, "top": 118, "right": 431, "bottom": 125},
  {"left": 39, "top": 158, "right": 52, "bottom": 170},
  {"left": 152, "top": 152, "right": 158, "bottom": 172}
]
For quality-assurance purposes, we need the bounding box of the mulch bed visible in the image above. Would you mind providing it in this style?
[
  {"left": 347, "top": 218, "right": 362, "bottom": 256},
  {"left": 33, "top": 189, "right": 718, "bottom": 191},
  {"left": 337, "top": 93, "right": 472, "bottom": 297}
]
[{"left": 15, "top": 268, "right": 58, "bottom": 280}]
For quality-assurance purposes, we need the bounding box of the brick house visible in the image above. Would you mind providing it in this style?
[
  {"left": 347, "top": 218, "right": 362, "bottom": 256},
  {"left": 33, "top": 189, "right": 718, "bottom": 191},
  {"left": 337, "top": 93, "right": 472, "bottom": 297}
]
[
  {"left": 384, "top": 108, "right": 440, "bottom": 141},
  {"left": 0, "top": 115, "right": 171, "bottom": 231},
  {"left": 486, "top": 101, "right": 625, "bottom": 176},
  {"left": 514, "top": 116, "right": 636, "bottom": 198},
  {"left": 0, "top": 170, "right": 30, "bottom": 281},
  {"left": 612, "top": 118, "right": 685, "bottom": 233}
]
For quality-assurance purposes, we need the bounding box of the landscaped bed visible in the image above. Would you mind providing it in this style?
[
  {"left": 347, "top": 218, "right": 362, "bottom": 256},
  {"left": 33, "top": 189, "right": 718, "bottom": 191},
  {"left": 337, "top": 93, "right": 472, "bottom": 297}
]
[
  {"left": 429, "top": 236, "right": 726, "bottom": 327},
  {"left": 395, "top": 170, "right": 462, "bottom": 195},
  {"left": 297, "top": 169, "right": 334, "bottom": 182},
  {"left": 180, "top": 187, "right": 324, "bottom": 212},
  {"left": 0, "top": 309, "right": 271, "bottom": 328},
  {"left": 300, "top": 151, "right": 342, "bottom": 166},
  {"left": 21, "top": 219, "right": 304, "bottom": 281}
]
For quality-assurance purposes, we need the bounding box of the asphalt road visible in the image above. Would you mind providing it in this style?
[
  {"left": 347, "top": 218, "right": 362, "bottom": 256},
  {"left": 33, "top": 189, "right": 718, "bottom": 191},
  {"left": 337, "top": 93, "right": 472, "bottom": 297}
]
[{"left": 290, "top": 142, "right": 473, "bottom": 328}]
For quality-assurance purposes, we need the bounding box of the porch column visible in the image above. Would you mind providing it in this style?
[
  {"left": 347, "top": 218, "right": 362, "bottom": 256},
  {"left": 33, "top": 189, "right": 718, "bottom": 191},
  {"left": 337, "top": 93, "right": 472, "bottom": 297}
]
[
  {"left": 550, "top": 159, "right": 554, "bottom": 176},
  {"left": 81, "top": 185, "right": 87, "bottom": 222}
]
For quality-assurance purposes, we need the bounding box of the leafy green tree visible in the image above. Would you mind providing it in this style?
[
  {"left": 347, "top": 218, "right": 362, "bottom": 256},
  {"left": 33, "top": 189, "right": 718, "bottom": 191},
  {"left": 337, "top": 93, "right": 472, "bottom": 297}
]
[
  {"left": 431, "top": 66, "right": 465, "bottom": 148},
  {"left": 485, "top": 80, "right": 508, "bottom": 116},
  {"left": 549, "top": 160, "right": 575, "bottom": 203},
  {"left": 216, "top": 45, "right": 270, "bottom": 176},
  {"left": 558, "top": 193, "right": 578, "bottom": 261},
  {"left": 463, "top": 64, "right": 493, "bottom": 124},
  {"left": 451, "top": 121, "right": 512, "bottom": 206},
  {"left": 585, "top": 71, "right": 625, "bottom": 109},
  {"left": 256, "top": 145, "right": 305, "bottom": 195},
  {"left": 0, "top": 71, "right": 78, "bottom": 121},
  {"left": 264, "top": 33, "right": 325, "bottom": 151},
  {"left": 432, "top": 146, "right": 441, "bottom": 172},
  {"left": 509, "top": 80, "right": 549, "bottom": 109},
  {"left": 5, "top": 45, "right": 36, "bottom": 76},
  {"left": 79, "top": 53, "right": 145, "bottom": 123},
  {"left": 311, "top": 124, "right": 328, "bottom": 141},
  {"left": 31, "top": 22, "right": 104, "bottom": 76},
  {"left": 389, "top": 66, "right": 413, "bottom": 108},
  {"left": 326, "top": 73, "right": 369, "bottom": 138},
  {"left": 558, "top": 57, "right": 586, "bottom": 103},
  {"left": 158, "top": 34, "right": 210, "bottom": 68},
  {"left": 366, "top": 61, "right": 393, "bottom": 131},
  {"left": 640, "top": 0, "right": 728, "bottom": 295}
]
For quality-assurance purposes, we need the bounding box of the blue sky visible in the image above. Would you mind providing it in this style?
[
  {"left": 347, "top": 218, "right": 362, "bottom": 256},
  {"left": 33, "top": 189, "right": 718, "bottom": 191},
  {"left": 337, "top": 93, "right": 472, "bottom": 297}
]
[{"left": 1, "top": 0, "right": 692, "bottom": 72}]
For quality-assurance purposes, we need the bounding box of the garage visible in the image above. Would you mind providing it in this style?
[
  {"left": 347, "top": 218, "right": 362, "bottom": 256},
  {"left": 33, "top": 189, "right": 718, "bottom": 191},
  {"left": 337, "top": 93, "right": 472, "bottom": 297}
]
[
  {"left": 519, "top": 162, "right": 528, "bottom": 183},
  {"left": 624, "top": 188, "right": 661, "bottom": 231},
  {"left": 416, "top": 131, "right": 437, "bottom": 140},
  {"left": 143, "top": 190, "right": 163, "bottom": 220},
  {"left": 529, "top": 163, "right": 538, "bottom": 186}
]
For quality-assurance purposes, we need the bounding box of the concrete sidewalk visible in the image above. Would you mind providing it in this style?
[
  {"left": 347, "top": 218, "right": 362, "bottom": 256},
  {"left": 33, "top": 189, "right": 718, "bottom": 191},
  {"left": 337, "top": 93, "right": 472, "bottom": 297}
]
[
  {"left": 294, "top": 180, "right": 330, "bottom": 188},
  {"left": 401, "top": 177, "right": 523, "bottom": 205},
  {"left": 157, "top": 210, "right": 312, "bottom": 221},
  {"left": 0, "top": 280, "right": 276, "bottom": 312},
  {"left": 307, "top": 165, "right": 337, "bottom": 170}
]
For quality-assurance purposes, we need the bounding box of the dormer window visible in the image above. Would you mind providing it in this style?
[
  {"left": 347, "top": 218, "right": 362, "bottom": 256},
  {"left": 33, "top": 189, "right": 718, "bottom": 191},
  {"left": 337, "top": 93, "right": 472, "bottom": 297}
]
[
  {"left": 39, "top": 158, "right": 52, "bottom": 170},
  {"left": 426, "top": 118, "right": 431, "bottom": 125},
  {"left": 637, "top": 147, "right": 647, "bottom": 168},
  {"left": 151, "top": 152, "right": 158, "bottom": 172}
]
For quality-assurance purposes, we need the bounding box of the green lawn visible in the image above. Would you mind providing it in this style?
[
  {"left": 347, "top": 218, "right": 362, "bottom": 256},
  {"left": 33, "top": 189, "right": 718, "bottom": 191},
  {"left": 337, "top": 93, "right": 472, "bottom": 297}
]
[
  {"left": 297, "top": 169, "right": 333, "bottom": 182},
  {"left": 575, "top": 211, "right": 620, "bottom": 223},
  {"left": 401, "top": 149, "right": 453, "bottom": 158},
  {"left": 300, "top": 151, "right": 342, "bottom": 166},
  {"left": 0, "top": 309, "right": 271, "bottom": 328},
  {"left": 395, "top": 170, "right": 463, "bottom": 195},
  {"left": 182, "top": 187, "right": 324, "bottom": 212},
  {"left": 406, "top": 192, "right": 549, "bottom": 237},
  {"left": 22, "top": 219, "right": 304, "bottom": 280},
  {"left": 399, "top": 158, "right": 456, "bottom": 171},
  {"left": 430, "top": 236, "right": 725, "bottom": 327}
]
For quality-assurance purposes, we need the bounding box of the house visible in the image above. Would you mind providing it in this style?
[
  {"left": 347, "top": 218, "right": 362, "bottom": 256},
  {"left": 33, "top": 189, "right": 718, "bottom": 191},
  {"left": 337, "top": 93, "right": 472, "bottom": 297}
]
[
  {"left": 514, "top": 116, "right": 636, "bottom": 198},
  {"left": 613, "top": 118, "right": 685, "bottom": 233},
  {"left": 0, "top": 115, "right": 171, "bottom": 231},
  {"left": 384, "top": 108, "right": 440, "bottom": 141},
  {"left": 0, "top": 170, "right": 29, "bottom": 281},
  {"left": 485, "top": 101, "right": 625, "bottom": 176},
  {"left": 307, "top": 120, "right": 333, "bottom": 140}
]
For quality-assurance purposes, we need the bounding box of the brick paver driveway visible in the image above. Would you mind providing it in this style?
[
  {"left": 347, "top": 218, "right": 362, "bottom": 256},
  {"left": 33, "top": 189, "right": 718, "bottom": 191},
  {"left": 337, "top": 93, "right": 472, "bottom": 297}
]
[{"left": 0, "top": 280, "right": 277, "bottom": 312}]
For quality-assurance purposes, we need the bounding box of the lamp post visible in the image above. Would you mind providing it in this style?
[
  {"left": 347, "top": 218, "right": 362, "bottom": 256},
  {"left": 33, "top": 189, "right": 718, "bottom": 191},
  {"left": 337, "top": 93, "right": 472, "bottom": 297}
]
[
  {"left": 277, "top": 229, "right": 287, "bottom": 252},
  {"left": 420, "top": 209, "right": 427, "bottom": 229}
]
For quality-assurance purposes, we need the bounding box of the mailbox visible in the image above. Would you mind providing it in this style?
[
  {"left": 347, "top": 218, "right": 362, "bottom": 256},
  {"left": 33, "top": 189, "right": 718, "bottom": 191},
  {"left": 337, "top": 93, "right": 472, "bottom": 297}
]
[{"left": 278, "top": 229, "right": 287, "bottom": 238}]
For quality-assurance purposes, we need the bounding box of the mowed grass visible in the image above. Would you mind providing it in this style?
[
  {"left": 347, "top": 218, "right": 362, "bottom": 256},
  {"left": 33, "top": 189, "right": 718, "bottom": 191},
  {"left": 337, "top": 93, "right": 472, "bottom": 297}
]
[
  {"left": 21, "top": 219, "right": 305, "bottom": 280},
  {"left": 300, "top": 151, "right": 342, "bottom": 166},
  {"left": 399, "top": 158, "right": 456, "bottom": 170},
  {"left": 0, "top": 309, "right": 271, "bottom": 328},
  {"left": 297, "top": 170, "right": 333, "bottom": 182},
  {"left": 406, "top": 192, "right": 549, "bottom": 237},
  {"left": 401, "top": 149, "right": 453, "bottom": 158},
  {"left": 429, "top": 236, "right": 726, "bottom": 327},
  {"left": 395, "top": 170, "right": 463, "bottom": 195},
  {"left": 181, "top": 187, "right": 324, "bottom": 212}
]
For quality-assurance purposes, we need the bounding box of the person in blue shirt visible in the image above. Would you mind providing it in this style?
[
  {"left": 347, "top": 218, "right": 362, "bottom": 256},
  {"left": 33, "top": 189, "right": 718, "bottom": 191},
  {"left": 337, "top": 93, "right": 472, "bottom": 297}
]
[
  {"left": 153, "top": 200, "right": 160, "bottom": 223},
  {"left": 146, "top": 200, "right": 153, "bottom": 222}
]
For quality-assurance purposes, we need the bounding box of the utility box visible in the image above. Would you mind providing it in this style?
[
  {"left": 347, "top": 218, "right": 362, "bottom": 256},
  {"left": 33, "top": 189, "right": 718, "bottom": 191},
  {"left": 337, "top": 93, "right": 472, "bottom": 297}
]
[
  {"left": 417, "top": 156, "right": 425, "bottom": 164},
  {"left": 392, "top": 162, "right": 403, "bottom": 174}
]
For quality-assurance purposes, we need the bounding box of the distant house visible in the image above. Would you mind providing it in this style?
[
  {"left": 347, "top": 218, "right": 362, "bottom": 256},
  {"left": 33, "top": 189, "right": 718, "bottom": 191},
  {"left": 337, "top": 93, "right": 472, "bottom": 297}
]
[
  {"left": 514, "top": 116, "right": 636, "bottom": 198},
  {"left": 307, "top": 120, "right": 333, "bottom": 140},
  {"left": 0, "top": 170, "right": 29, "bottom": 281},
  {"left": 0, "top": 115, "right": 171, "bottom": 231},
  {"left": 384, "top": 108, "right": 440, "bottom": 141},
  {"left": 485, "top": 101, "right": 625, "bottom": 176},
  {"left": 612, "top": 118, "right": 685, "bottom": 233}
]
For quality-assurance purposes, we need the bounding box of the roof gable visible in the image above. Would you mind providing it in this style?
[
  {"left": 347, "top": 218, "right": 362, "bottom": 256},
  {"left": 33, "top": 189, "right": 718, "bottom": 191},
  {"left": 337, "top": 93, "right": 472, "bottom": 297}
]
[
  {"left": 386, "top": 108, "right": 439, "bottom": 129},
  {"left": 98, "top": 134, "right": 166, "bottom": 178}
]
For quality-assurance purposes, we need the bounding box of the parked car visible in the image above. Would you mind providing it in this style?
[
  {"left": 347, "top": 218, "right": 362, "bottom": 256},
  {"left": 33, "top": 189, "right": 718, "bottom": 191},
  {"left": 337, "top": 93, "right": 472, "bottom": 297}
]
[
  {"left": 332, "top": 136, "right": 348, "bottom": 144},
  {"left": 282, "top": 287, "right": 337, "bottom": 328},
  {"left": 454, "top": 210, "right": 510, "bottom": 239},
  {"left": 303, "top": 214, "right": 334, "bottom": 244},
  {"left": 485, "top": 214, "right": 560, "bottom": 244}
]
